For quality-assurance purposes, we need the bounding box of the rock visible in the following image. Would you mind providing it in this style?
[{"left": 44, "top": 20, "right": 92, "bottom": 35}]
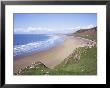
[
  {"left": 46, "top": 71, "right": 49, "bottom": 74},
  {"left": 81, "top": 69, "right": 84, "bottom": 72},
  {"left": 36, "top": 67, "right": 39, "bottom": 69},
  {"left": 41, "top": 70, "right": 43, "bottom": 71}
]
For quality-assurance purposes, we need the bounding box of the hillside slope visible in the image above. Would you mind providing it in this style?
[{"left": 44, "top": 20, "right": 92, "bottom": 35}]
[{"left": 73, "top": 27, "right": 97, "bottom": 41}]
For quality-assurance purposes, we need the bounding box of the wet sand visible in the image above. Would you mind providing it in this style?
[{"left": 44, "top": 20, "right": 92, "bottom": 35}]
[{"left": 14, "top": 36, "right": 93, "bottom": 74}]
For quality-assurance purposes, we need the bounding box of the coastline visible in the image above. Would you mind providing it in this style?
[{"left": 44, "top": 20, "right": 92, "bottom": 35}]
[
  {"left": 14, "top": 36, "right": 93, "bottom": 74},
  {"left": 14, "top": 34, "right": 65, "bottom": 57}
]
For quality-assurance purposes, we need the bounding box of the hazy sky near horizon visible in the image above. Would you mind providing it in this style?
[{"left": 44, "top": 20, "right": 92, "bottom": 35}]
[{"left": 14, "top": 13, "right": 97, "bottom": 34}]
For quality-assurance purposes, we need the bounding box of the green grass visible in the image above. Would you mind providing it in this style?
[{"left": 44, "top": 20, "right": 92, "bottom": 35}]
[
  {"left": 20, "top": 63, "right": 50, "bottom": 75},
  {"left": 20, "top": 46, "right": 97, "bottom": 75}
]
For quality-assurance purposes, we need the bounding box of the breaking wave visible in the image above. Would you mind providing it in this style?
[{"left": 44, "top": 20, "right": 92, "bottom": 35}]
[{"left": 14, "top": 35, "right": 64, "bottom": 57}]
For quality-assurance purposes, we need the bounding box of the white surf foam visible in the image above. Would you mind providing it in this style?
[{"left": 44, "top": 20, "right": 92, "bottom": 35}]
[{"left": 14, "top": 35, "right": 64, "bottom": 57}]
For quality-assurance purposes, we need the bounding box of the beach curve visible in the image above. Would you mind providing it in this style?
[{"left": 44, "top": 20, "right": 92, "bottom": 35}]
[{"left": 14, "top": 36, "right": 95, "bottom": 74}]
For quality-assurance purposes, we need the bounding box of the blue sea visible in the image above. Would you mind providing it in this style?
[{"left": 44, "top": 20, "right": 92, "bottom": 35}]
[{"left": 14, "top": 34, "right": 65, "bottom": 58}]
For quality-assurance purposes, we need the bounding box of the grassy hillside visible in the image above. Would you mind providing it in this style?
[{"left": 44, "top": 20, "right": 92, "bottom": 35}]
[
  {"left": 74, "top": 27, "right": 97, "bottom": 41},
  {"left": 18, "top": 46, "right": 97, "bottom": 75}
]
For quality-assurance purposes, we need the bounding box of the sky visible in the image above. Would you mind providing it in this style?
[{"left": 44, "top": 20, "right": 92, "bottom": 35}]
[{"left": 14, "top": 13, "right": 97, "bottom": 34}]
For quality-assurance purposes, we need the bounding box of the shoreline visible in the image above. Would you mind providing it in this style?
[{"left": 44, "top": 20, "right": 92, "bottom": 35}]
[
  {"left": 14, "top": 36, "right": 94, "bottom": 74},
  {"left": 14, "top": 36, "right": 65, "bottom": 59},
  {"left": 14, "top": 34, "right": 65, "bottom": 58}
]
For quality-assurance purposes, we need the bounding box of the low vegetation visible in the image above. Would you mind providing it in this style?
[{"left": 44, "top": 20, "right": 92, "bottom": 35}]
[
  {"left": 73, "top": 27, "right": 97, "bottom": 41},
  {"left": 19, "top": 45, "right": 97, "bottom": 75}
]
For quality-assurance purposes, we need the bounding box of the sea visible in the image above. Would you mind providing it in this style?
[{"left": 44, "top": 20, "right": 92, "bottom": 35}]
[{"left": 14, "top": 34, "right": 65, "bottom": 58}]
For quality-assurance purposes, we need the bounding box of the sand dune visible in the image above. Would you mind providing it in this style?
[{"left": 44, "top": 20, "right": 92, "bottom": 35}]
[{"left": 14, "top": 36, "right": 95, "bottom": 74}]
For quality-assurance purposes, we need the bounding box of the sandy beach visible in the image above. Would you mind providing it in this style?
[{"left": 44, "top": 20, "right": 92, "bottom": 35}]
[{"left": 14, "top": 36, "right": 94, "bottom": 74}]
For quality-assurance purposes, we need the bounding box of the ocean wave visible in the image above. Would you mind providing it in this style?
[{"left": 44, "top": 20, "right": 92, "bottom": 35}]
[{"left": 14, "top": 35, "right": 64, "bottom": 57}]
